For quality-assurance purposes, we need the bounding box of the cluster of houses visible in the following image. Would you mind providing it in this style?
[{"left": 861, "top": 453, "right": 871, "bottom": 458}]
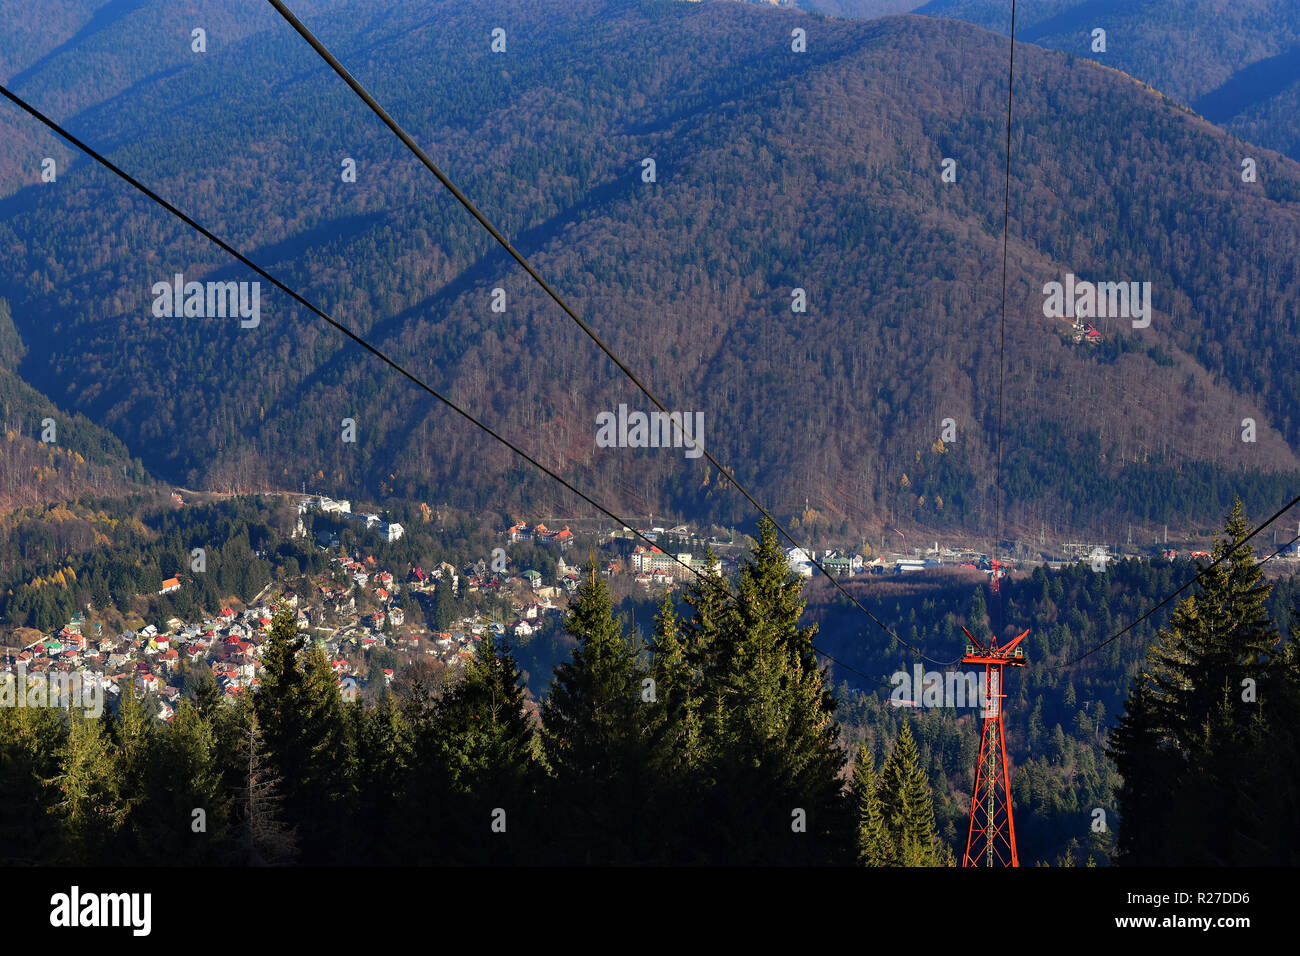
[
  {"left": 452, "top": 554, "right": 583, "bottom": 599},
  {"left": 785, "top": 547, "right": 955, "bottom": 578},
  {"left": 2, "top": 533, "right": 496, "bottom": 721},
  {"left": 2, "top": 603, "right": 308, "bottom": 721}
]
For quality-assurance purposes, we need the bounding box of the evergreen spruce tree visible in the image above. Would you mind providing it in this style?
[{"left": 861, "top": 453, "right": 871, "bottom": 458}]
[
  {"left": 432, "top": 575, "right": 457, "bottom": 631},
  {"left": 0, "top": 703, "right": 67, "bottom": 863},
  {"left": 680, "top": 546, "right": 732, "bottom": 776},
  {"left": 351, "top": 687, "right": 412, "bottom": 864},
  {"left": 646, "top": 595, "right": 701, "bottom": 778},
  {"left": 1105, "top": 672, "right": 1169, "bottom": 864},
  {"left": 233, "top": 698, "right": 297, "bottom": 866},
  {"left": 106, "top": 678, "right": 154, "bottom": 860},
  {"left": 700, "top": 517, "right": 847, "bottom": 864},
  {"left": 849, "top": 742, "right": 895, "bottom": 866},
  {"left": 254, "top": 608, "right": 350, "bottom": 863},
  {"left": 644, "top": 593, "right": 707, "bottom": 861},
  {"left": 1234, "top": 607, "right": 1300, "bottom": 863},
  {"left": 187, "top": 664, "right": 222, "bottom": 718},
  {"left": 1147, "top": 501, "right": 1277, "bottom": 746},
  {"left": 1109, "top": 500, "right": 1286, "bottom": 864},
  {"left": 879, "top": 721, "right": 944, "bottom": 865},
  {"left": 115, "top": 698, "right": 232, "bottom": 864},
  {"left": 49, "top": 712, "right": 126, "bottom": 864},
  {"left": 436, "top": 634, "right": 539, "bottom": 863},
  {"left": 541, "top": 571, "right": 649, "bottom": 863}
]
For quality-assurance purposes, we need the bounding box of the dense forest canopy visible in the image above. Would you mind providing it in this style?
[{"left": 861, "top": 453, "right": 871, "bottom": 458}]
[
  {"left": 0, "top": 0, "right": 1296, "bottom": 544},
  {"left": 919, "top": 0, "right": 1300, "bottom": 162}
]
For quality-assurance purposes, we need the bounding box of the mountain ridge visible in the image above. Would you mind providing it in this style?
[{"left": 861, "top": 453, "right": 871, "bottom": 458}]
[{"left": 0, "top": 0, "right": 1297, "bottom": 541}]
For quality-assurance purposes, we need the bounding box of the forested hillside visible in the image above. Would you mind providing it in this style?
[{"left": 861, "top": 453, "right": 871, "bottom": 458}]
[
  {"left": 0, "top": 298, "right": 151, "bottom": 508},
  {"left": 920, "top": 0, "right": 1300, "bottom": 162},
  {"left": 1, "top": 0, "right": 1298, "bottom": 542}
]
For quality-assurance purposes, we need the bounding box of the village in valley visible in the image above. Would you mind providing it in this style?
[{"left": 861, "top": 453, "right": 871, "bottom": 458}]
[
  {"left": 0, "top": 494, "right": 744, "bottom": 719},
  {"left": 5, "top": 488, "right": 1288, "bottom": 722}
]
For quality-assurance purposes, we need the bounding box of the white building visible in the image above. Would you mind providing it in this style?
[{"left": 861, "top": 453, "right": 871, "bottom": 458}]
[{"left": 786, "top": 547, "right": 815, "bottom": 577}]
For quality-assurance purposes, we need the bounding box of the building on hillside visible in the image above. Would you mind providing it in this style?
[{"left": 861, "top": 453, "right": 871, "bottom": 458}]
[{"left": 822, "top": 556, "right": 854, "bottom": 577}]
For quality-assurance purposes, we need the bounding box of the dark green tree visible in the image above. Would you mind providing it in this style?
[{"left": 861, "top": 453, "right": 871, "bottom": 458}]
[
  {"left": 879, "top": 721, "right": 947, "bottom": 865},
  {"left": 254, "top": 608, "right": 351, "bottom": 863},
  {"left": 541, "top": 572, "right": 650, "bottom": 863},
  {"left": 49, "top": 712, "right": 126, "bottom": 864},
  {"left": 436, "top": 635, "right": 539, "bottom": 863},
  {"left": 849, "top": 742, "right": 895, "bottom": 866},
  {"left": 1109, "top": 500, "right": 1290, "bottom": 864},
  {"left": 0, "top": 702, "right": 67, "bottom": 863},
  {"left": 698, "top": 517, "right": 847, "bottom": 864},
  {"left": 233, "top": 699, "right": 298, "bottom": 866},
  {"left": 350, "top": 688, "right": 412, "bottom": 863}
]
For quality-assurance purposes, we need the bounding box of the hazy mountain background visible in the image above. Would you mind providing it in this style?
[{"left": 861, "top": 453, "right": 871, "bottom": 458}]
[
  {"left": 744, "top": 0, "right": 1300, "bottom": 164},
  {"left": 916, "top": 0, "right": 1300, "bottom": 163},
  {"left": 0, "top": 0, "right": 1297, "bottom": 545}
]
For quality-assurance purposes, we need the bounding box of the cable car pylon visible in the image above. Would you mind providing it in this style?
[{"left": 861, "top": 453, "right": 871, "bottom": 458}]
[{"left": 960, "top": 622, "right": 1027, "bottom": 867}]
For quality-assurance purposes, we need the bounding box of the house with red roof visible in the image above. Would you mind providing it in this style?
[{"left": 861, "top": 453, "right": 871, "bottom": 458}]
[{"left": 137, "top": 674, "right": 162, "bottom": 694}]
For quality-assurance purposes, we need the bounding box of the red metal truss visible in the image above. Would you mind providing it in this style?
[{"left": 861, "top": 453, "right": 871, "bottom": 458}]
[{"left": 960, "top": 626, "right": 1028, "bottom": 867}]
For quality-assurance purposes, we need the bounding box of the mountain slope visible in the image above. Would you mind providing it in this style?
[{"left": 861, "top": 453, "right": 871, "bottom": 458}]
[
  {"left": 0, "top": 0, "right": 1298, "bottom": 539},
  {"left": 919, "top": 0, "right": 1300, "bottom": 163},
  {"left": 0, "top": 298, "right": 152, "bottom": 507}
]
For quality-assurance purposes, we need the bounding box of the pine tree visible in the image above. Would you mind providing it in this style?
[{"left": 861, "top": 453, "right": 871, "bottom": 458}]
[
  {"left": 166, "top": 701, "right": 232, "bottom": 862},
  {"left": 1109, "top": 500, "right": 1286, "bottom": 864},
  {"left": 254, "top": 608, "right": 350, "bottom": 863},
  {"left": 849, "top": 742, "right": 895, "bottom": 866},
  {"left": 115, "top": 698, "right": 232, "bottom": 864},
  {"left": 108, "top": 678, "right": 157, "bottom": 860},
  {"left": 48, "top": 712, "right": 126, "bottom": 864},
  {"left": 680, "top": 546, "right": 732, "bottom": 775},
  {"left": 879, "top": 721, "right": 944, "bottom": 865},
  {"left": 351, "top": 687, "right": 412, "bottom": 864},
  {"left": 541, "top": 571, "right": 648, "bottom": 863},
  {"left": 700, "top": 517, "right": 847, "bottom": 864},
  {"left": 1147, "top": 500, "right": 1277, "bottom": 748},
  {"left": 432, "top": 575, "right": 457, "bottom": 631},
  {"left": 1105, "top": 671, "right": 1170, "bottom": 864},
  {"left": 436, "top": 634, "right": 539, "bottom": 863},
  {"left": 646, "top": 594, "right": 701, "bottom": 779},
  {"left": 187, "top": 663, "right": 222, "bottom": 718},
  {"left": 643, "top": 593, "right": 707, "bottom": 862},
  {"left": 0, "top": 702, "right": 67, "bottom": 863},
  {"left": 1254, "top": 608, "right": 1300, "bottom": 861}
]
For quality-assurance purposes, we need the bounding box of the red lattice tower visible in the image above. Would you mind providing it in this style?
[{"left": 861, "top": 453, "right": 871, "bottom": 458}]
[{"left": 960, "top": 624, "right": 1027, "bottom": 867}]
